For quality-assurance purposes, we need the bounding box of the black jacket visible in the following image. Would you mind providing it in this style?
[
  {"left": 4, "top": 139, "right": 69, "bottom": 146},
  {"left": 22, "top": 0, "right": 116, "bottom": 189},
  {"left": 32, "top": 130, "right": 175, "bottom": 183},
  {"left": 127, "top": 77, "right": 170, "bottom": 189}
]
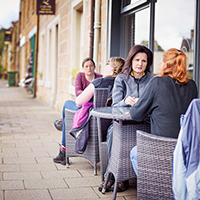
[{"left": 130, "top": 76, "right": 198, "bottom": 138}]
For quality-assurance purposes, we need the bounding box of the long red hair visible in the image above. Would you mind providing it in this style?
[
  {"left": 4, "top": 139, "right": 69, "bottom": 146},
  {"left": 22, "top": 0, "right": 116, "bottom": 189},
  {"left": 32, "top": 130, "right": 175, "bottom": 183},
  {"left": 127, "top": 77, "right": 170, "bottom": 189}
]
[{"left": 160, "top": 48, "right": 188, "bottom": 84}]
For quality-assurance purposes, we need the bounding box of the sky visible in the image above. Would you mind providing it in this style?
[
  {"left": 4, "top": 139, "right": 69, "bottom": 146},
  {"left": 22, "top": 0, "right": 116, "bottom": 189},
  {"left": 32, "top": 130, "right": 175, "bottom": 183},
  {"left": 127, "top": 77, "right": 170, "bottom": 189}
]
[
  {"left": 0, "top": 0, "right": 20, "bottom": 29},
  {"left": 135, "top": 0, "right": 194, "bottom": 51}
]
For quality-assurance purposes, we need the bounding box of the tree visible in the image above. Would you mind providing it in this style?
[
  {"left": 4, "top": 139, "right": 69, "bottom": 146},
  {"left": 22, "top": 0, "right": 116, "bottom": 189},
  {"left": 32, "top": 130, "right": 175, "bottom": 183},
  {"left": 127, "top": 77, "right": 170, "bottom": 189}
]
[
  {"left": 141, "top": 40, "right": 164, "bottom": 51},
  {"left": 0, "top": 28, "right": 6, "bottom": 56}
]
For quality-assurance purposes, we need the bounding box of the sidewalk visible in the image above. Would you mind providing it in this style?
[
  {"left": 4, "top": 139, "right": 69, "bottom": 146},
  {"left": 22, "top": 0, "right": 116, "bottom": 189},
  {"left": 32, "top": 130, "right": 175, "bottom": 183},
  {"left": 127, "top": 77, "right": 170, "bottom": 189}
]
[{"left": 0, "top": 79, "right": 137, "bottom": 200}]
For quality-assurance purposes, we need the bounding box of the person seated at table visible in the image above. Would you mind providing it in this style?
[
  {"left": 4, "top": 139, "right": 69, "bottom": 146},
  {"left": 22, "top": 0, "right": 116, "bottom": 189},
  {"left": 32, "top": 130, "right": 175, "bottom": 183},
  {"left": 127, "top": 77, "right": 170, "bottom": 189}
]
[
  {"left": 130, "top": 48, "right": 198, "bottom": 175},
  {"left": 75, "top": 57, "right": 125, "bottom": 108},
  {"left": 53, "top": 57, "right": 125, "bottom": 165},
  {"left": 98, "top": 44, "right": 154, "bottom": 193},
  {"left": 53, "top": 57, "right": 102, "bottom": 165}
]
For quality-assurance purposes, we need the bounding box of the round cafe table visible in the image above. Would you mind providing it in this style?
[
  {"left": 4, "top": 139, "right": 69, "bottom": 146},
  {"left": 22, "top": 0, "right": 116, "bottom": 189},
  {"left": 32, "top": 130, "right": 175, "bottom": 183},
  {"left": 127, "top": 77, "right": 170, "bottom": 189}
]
[{"left": 91, "top": 106, "right": 132, "bottom": 120}]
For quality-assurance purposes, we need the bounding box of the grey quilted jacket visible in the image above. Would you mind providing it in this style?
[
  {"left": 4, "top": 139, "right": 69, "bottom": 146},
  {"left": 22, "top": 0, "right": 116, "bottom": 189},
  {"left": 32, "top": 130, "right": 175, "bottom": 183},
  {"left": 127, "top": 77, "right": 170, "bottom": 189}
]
[{"left": 112, "top": 71, "right": 153, "bottom": 107}]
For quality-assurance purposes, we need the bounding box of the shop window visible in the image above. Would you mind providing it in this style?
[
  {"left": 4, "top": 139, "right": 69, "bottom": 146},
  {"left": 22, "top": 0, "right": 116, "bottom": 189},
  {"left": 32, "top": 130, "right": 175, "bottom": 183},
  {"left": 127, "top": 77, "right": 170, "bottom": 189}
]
[
  {"left": 38, "top": 32, "right": 45, "bottom": 85},
  {"left": 123, "top": 0, "right": 131, "bottom": 7},
  {"left": 45, "top": 28, "right": 52, "bottom": 88},
  {"left": 122, "top": 6, "right": 150, "bottom": 58},
  {"left": 121, "top": 0, "right": 149, "bottom": 13},
  {"left": 49, "top": 29, "right": 52, "bottom": 82},
  {"left": 110, "top": 0, "right": 151, "bottom": 59},
  {"left": 69, "top": 0, "right": 83, "bottom": 95},
  {"left": 154, "top": 0, "right": 194, "bottom": 75}
]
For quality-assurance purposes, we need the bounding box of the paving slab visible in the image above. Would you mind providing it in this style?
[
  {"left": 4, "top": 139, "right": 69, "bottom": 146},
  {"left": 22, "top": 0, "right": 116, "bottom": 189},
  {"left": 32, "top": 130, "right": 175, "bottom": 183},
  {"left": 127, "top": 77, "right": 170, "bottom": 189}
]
[
  {"left": 0, "top": 80, "right": 137, "bottom": 199},
  {"left": 5, "top": 190, "right": 52, "bottom": 200}
]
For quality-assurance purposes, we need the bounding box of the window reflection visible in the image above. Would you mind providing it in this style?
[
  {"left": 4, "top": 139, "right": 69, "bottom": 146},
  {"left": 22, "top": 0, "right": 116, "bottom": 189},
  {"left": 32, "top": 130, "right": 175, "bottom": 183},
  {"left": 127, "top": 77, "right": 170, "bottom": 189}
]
[
  {"left": 123, "top": 0, "right": 131, "bottom": 7},
  {"left": 121, "top": 0, "right": 194, "bottom": 77},
  {"left": 124, "top": 14, "right": 136, "bottom": 57},
  {"left": 154, "top": 0, "right": 194, "bottom": 75},
  {"left": 123, "top": 8, "right": 149, "bottom": 58},
  {"left": 122, "top": 0, "right": 148, "bottom": 8},
  {"left": 135, "top": 8, "right": 150, "bottom": 46}
]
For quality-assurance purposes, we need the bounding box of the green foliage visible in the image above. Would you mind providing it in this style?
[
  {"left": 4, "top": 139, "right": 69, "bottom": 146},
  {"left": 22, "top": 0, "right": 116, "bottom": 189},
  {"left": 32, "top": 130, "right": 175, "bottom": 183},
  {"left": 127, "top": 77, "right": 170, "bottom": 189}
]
[
  {"left": 157, "top": 44, "right": 164, "bottom": 51},
  {"left": 0, "top": 64, "right": 4, "bottom": 73},
  {"left": 71, "top": 68, "right": 80, "bottom": 78},
  {"left": 141, "top": 40, "right": 148, "bottom": 46},
  {"left": 141, "top": 40, "right": 164, "bottom": 51},
  {"left": 0, "top": 28, "right": 6, "bottom": 56}
]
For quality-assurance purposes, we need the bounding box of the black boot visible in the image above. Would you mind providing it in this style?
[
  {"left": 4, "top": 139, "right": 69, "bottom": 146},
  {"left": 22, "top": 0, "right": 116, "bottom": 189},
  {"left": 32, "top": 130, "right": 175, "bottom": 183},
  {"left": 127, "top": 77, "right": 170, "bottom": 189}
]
[
  {"left": 53, "top": 148, "right": 66, "bottom": 165},
  {"left": 54, "top": 119, "right": 63, "bottom": 131}
]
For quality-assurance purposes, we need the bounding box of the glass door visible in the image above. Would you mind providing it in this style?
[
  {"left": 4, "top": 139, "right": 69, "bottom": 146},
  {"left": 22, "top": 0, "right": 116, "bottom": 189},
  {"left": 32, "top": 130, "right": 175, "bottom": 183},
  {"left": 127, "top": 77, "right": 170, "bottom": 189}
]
[
  {"left": 154, "top": 0, "right": 194, "bottom": 75},
  {"left": 122, "top": 8, "right": 150, "bottom": 58},
  {"left": 120, "top": 0, "right": 151, "bottom": 59}
]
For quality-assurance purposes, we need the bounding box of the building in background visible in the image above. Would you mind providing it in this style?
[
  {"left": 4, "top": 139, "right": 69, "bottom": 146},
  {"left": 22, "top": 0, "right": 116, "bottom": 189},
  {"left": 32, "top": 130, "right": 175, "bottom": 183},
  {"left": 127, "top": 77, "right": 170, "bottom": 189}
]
[
  {"left": 2, "top": 0, "right": 200, "bottom": 113},
  {"left": 1, "top": 46, "right": 8, "bottom": 80},
  {"left": 4, "top": 22, "right": 20, "bottom": 86},
  {"left": 18, "top": 1, "right": 37, "bottom": 91}
]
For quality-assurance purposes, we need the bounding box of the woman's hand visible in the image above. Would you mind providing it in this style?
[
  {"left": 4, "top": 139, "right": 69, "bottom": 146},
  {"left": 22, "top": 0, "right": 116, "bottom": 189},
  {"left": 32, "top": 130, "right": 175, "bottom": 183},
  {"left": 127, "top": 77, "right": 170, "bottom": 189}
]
[{"left": 125, "top": 96, "right": 138, "bottom": 106}]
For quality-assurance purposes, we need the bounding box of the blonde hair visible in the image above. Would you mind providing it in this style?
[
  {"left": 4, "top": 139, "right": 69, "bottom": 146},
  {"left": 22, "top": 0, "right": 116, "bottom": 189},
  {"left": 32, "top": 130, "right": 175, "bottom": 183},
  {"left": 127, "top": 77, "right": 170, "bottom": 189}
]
[
  {"left": 105, "top": 57, "right": 125, "bottom": 77},
  {"left": 160, "top": 48, "right": 188, "bottom": 84}
]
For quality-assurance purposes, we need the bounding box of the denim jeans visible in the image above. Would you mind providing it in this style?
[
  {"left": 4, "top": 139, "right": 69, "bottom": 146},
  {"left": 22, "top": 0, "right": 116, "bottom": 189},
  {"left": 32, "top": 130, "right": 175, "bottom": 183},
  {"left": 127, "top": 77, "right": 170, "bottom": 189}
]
[
  {"left": 130, "top": 146, "right": 137, "bottom": 175},
  {"left": 61, "top": 100, "right": 80, "bottom": 146},
  {"left": 104, "top": 123, "right": 113, "bottom": 177}
]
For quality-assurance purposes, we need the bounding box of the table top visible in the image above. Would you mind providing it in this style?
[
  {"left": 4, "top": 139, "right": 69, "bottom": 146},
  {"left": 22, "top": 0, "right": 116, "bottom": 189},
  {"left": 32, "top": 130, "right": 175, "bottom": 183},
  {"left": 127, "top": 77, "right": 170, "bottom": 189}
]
[{"left": 90, "top": 106, "right": 132, "bottom": 120}]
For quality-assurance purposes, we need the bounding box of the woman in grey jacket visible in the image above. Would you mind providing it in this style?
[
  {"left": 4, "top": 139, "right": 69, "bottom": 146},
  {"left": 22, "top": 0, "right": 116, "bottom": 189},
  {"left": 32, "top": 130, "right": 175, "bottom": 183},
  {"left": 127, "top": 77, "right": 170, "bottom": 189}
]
[
  {"left": 98, "top": 45, "right": 154, "bottom": 193},
  {"left": 112, "top": 45, "right": 153, "bottom": 107}
]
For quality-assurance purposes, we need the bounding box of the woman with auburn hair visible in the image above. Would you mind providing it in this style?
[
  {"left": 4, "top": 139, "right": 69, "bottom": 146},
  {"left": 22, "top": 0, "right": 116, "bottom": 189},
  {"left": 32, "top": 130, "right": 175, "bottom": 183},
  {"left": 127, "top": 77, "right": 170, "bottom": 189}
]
[
  {"left": 160, "top": 48, "right": 188, "bottom": 83},
  {"left": 130, "top": 48, "right": 198, "bottom": 139},
  {"left": 130, "top": 48, "right": 198, "bottom": 176}
]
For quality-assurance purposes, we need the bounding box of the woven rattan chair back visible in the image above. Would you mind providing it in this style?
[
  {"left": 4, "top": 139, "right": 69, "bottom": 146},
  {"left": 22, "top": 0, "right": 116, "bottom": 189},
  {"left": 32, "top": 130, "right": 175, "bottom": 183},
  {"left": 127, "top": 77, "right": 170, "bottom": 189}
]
[
  {"left": 65, "top": 88, "right": 109, "bottom": 175},
  {"left": 137, "top": 130, "right": 177, "bottom": 200}
]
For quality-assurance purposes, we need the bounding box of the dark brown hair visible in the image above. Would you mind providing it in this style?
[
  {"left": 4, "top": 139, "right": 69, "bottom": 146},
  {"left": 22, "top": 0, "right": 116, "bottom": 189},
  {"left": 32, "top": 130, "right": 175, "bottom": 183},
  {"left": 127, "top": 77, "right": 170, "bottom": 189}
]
[
  {"left": 82, "top": 57, "right": 96, "bottom": 68},
  {"left": 121, "top": 45, "right": 153, "bottom": 78}
]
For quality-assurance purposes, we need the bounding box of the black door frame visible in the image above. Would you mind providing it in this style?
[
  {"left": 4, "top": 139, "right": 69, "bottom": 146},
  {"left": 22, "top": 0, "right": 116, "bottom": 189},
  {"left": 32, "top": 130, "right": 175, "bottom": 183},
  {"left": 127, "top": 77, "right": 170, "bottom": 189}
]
[
  {"left": 194, "top": 0, "right": 200, "bottom": 93},
  {"left": 110, "top": 0, "right": 155, "bottom": 59},
  {"left": 110, "top": 0, "right": 199, "bottom": 91}
]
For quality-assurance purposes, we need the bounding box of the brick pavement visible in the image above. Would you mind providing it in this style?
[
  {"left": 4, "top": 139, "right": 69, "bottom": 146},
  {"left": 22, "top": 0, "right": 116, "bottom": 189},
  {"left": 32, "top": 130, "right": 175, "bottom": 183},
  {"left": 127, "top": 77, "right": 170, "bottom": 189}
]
[{"left": 0, "top": 79, "right": 137, "bottom": 200}]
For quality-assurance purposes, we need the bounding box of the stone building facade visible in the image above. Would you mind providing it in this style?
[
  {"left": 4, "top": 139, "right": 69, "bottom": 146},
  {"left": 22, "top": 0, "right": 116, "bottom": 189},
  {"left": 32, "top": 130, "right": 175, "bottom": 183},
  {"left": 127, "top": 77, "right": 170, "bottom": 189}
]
[
  {"left": 19, "top": 1, "right": 37, "bottom": 82},
  {"left": 36, "top": 0, "right": 109, "bottom": 112}
]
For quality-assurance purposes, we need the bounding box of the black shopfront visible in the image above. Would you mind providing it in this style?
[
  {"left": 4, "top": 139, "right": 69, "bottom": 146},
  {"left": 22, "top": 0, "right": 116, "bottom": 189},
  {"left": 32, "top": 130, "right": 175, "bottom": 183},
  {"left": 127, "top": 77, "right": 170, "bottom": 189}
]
[{"left": 109, "top": 0, "right": 200, "bottom": 94}]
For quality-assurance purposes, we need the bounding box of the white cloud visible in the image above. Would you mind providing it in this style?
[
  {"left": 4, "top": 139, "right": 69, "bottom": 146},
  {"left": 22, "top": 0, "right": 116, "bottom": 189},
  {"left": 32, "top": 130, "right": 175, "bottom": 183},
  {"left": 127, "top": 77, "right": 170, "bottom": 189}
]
[
  {"left": 134, "top": 0, "right": 194, "bottom": 51},
  {"left": 0, "top": 0, "right": 20, "bottom": 29},
  {"left": 154, "top": 0, "right": 194, "bottom": 50}
]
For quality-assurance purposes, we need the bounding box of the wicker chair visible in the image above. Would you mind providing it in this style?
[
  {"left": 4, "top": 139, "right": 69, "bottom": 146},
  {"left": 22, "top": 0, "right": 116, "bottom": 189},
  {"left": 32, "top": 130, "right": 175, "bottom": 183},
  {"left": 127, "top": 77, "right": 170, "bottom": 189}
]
[
  {"left": 103, "top": 119, "right": 151, "bottom": 200},
  {"left": 65, "top": 88, "right": 109, "bottom": 175},
  {"left": 137, "top": 130, "right": 177, "bottom": 200}
]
